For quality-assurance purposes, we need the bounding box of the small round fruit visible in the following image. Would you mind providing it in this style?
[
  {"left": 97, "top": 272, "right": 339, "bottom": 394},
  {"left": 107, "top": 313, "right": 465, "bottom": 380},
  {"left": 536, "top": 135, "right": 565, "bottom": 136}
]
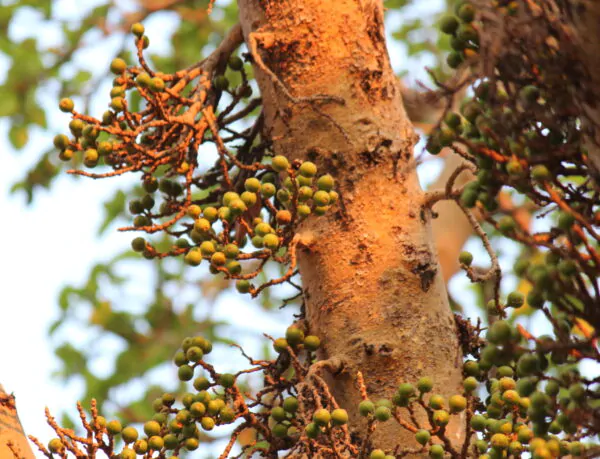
[
  {"left": 299, "top": 161, "right": 317, "bottom": 177},
  {"left": 273, "top": 338, "right": 288, "bottom": 353},
  {"left": 531, "top": 165, "right": 550, "bottom": 182},
  {"left": 374, "top": 406, "right": 391, "bottom": 422},
  {"left": 298, "top": 205, "right": 312, "bottom": 218},
  {"left": 200, "top": 417, "right": 215, "bottom": 431},
  {"left": 459, "top": 251, "right": 473, "bottom": 266},
  {"left": 149, "top": 77, "right": 165, "bottom": 92},
  {"left": 184, "top": 249, "right": 202, "bottom": 266},
  {"left": 110, "top": 58, "right": 127, "bottom": 74},
  {"left": 305, "top": 422, "right": 319, "bottom": 439},
  {"left": 317, "top": 174, "right": 334, "bottom": 191},
  {"left": 283, "top": 397, "right": 299, "bottom": 413},
  {"left": 433, "top": 409, "right": 450, "bottom": 426},
  {"left": 272, "top": 423, "right": 288, "bottom": 438},
  {"left": 244, "top": 177, "right": 261, "bottom": 192},
  {"left": 429, "top": 394, "right": 445, "bottom": 410},
  {"left": 178, "top": 364, "right": 194, "bottom": 381},
  {"left": 131, "top": 23, "right": 145, "bottom": 37},
  {"left": 219, "top": 373, "right": 235, "bottom": 388},
  {"left": 507, "top": 291, "right": 524, "bottom": 308},
  {"left": 136, "top": 72, "right": 151, "bottom": 88},
  {"left": 417, "top": 377, "right": 433, "bottom": 393},
  {"left": 148, "top": 435, "right": 164, "bottom": 450},
  {"left": 53, "top": 134, "right": 69, "bottom": 150},
  {"left": 276, "top": 210, "right": 292, "bottom": 225},
  {"left": 313, "top": 190, "right": 331, "bottom": 206},
  {"left": 48, "top": 438, "right": 64, "bottom": 453},
  {"left": 439, "top": 14, "right": 459, "bottom": 34},
  {"left": 304, "top": 335, "right": 321, "bottom": 351},
  {"left": 213, "top": 75, "right": 229, "bottom": 91},
  {"left": 272, "top": 155, "right": 289, "bottom": 172},
  {"left": 271, "top": 406, "right": 286, "bottom": 422},
  {"left": 429, "top": 444, "right": 445, "bottom": 459},
  {"left": 359, "top": 400, "right": 375, "bottom": 416},
  {"left": 211, "top": 252, "right": 227, "bottom": 266},
  {"left": 107, "top": 420, "right": 123, "bottom": 435},
  {"left": 261, "top": 182, "right": 276, "bottom": 198},
  {"left": 449, "top": 395, "right": 467, "bottom": 412},
  {"left": 313, "top": 408, "right": 331, "bottom": 426},
  {"left": 285, "top": 326, "right": 304, "bottom": 346},
  {"left": 263, "top": 233, "right": 280, "bottom": 251},
  {"left": 236, "top": 280, "right": 251, "bottom": 293},
  {"left": 144, "top": 420, "right": 161, "bottom": 436},
  {"left": 370, "top": 450, "right": 386, "bottom": 459},
  {"left": 122, "top": 426, "right": 139, "bottom": 443},
  {"left": 463, "top": 376, "right": 478, "bottom": 393},
  {"left": 228, "top": 55, "right": 244, "bottom": 71},
  {"left": 415, "top": 429, "right": 431, "bottom": 445},
  {"left": 59, "top": 98, "right": 75, "bottom": 113},
  {"left": 331, "top": 408, "right": 348, "bottom": 425}
]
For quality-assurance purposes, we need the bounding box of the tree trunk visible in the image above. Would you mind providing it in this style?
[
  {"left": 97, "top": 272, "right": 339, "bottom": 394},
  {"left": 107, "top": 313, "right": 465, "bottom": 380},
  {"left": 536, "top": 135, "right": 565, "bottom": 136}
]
[
  {"left": 0, "top": 385, "right": 34, "bottom": 459},
  {"left": 237, "top": 0, "right": 464, "bottom": 452},
  {"left": 566, "top": 0, "right": 600, "bottom": 179}
]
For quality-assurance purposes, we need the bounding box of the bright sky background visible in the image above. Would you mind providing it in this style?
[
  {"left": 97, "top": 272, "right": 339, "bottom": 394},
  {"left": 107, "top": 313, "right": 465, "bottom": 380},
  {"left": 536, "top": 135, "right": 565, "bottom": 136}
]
[{"left": 0, "top": 0, "right": 534, "bottom": 456}]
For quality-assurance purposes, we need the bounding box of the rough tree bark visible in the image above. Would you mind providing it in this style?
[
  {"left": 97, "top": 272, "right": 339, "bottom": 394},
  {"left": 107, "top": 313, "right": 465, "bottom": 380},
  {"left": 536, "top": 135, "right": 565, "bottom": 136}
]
[
  {"left": 237, "top": 0, "right": 464, "bottom": 451},
  {"left": 0, "top": 385, "right": 34, "bottom": 459},
  {"left": 564, "top": 0, "right": 600, "bottom": 180}
]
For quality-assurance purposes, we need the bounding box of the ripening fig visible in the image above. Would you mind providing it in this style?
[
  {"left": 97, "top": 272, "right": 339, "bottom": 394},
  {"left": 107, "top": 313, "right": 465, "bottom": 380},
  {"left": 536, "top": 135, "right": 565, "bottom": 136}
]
[
  {"left": 283, "top": 397, "right": 299, "bottom": 413},
  {"left": 271, "top": 155, "right": 289, "bottom": 172},
  {"left": 261, "top": 183, "right": 276, "bottom": 198},
  {"left": 459, "top": 251, "right": 473, "bottom": 266},
  {"left": 219, "top": 373, "right": 235, "bottom": 388},
  {"left": 110, "top": 58, "right": 127, "bottom": 74},
  {"left": 317, "top": 174, "right": 334, "bottom": 191},
  {"left": 359, "top": 400, "right": 375, "bottom": 416},
  {"left": 59, "top": 98, "right": 74, "bottom": 113},
  {"left": 263, "top": 233, "right": 279, "bottom": 251},
  {"left": 298, "top": 205, "right": 311, "bottom": 217},
  {"left": 136, "top": 72, "right": 151, "bottom": 88},
  {"left": 276, "top": 210, "right": 292, "bottom": 225},
  {"left": 236, "top": 280, "right": 251, "bottom": 293},
  {"left": 440, "top": 14, "right": 459, "bottom": 34},
  {"left": 184, "top": 249, "right": 202, "bottom": 266},
  {"left": 417, "top": 377, "right": 433, "bottom": 393},
  {"left": 107, "top": 419, "right": 123, "bottom": 435},
  {"left": 149, "top": 77, "right": 165, "bottom": 92},
  {"left": 228, "top": 55, "right": 244, "bottom": 71},
  {"left": 313, "top": 408, "right": 331, "bottom": 426},
  {"left": 415, "top": 429, "right": 430, "bottom": 445},
  {"left": 313, "top": 190, "right": 331, "bottom": 206},
  {"left": 53, "top": 134, "right": 69, "bottom": 150},
  {"left": 299, "top": 161, "right": 317, "bottom": 177},
  {"left": 84, "top": 148, "right": 99, "bottom": 168},
  {"left": 374, "top": 406, "right": 391, "bottom": 422},
  {"left": 273, "top": 338, "right": 288, "bottom": 353},
  {"left": 458, "top": 3, "right": 475, "bottom": 22},
  {"left": 244, "top": 177, "right": 261, "bottom": 192},
  {"left": 429, "top": 444, "right": 444, "bottom": 459},
  {"left": 213, "top": 75, "right": 229, "bottom": 91},
  {"left": 178, "top": 364, "right": 194, "bottom": 381},
  {"left": 48, "top": 438, "right": 64, "bottom": 453},
  {"left": 131, "top": 22, "right": 145, "bottom": 37}
]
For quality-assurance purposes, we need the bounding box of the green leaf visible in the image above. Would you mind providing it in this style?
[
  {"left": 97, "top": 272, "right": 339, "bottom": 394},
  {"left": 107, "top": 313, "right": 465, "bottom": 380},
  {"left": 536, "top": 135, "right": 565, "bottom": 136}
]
[
  {"left": 98, "top": 190, "right": 126, "bottom": 235},
  {"left": 8, "top": 125, "right": 28, "bottom": 149},
  {"left": 0, "top": 86, "right": 18, "bottom": 116}
]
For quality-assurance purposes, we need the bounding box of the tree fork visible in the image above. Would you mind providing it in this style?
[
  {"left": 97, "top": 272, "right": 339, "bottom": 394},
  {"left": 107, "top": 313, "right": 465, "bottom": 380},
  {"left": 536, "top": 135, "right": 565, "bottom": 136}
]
[{"left": 237, "top": 0, "right": 464, "bottom": 451}]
